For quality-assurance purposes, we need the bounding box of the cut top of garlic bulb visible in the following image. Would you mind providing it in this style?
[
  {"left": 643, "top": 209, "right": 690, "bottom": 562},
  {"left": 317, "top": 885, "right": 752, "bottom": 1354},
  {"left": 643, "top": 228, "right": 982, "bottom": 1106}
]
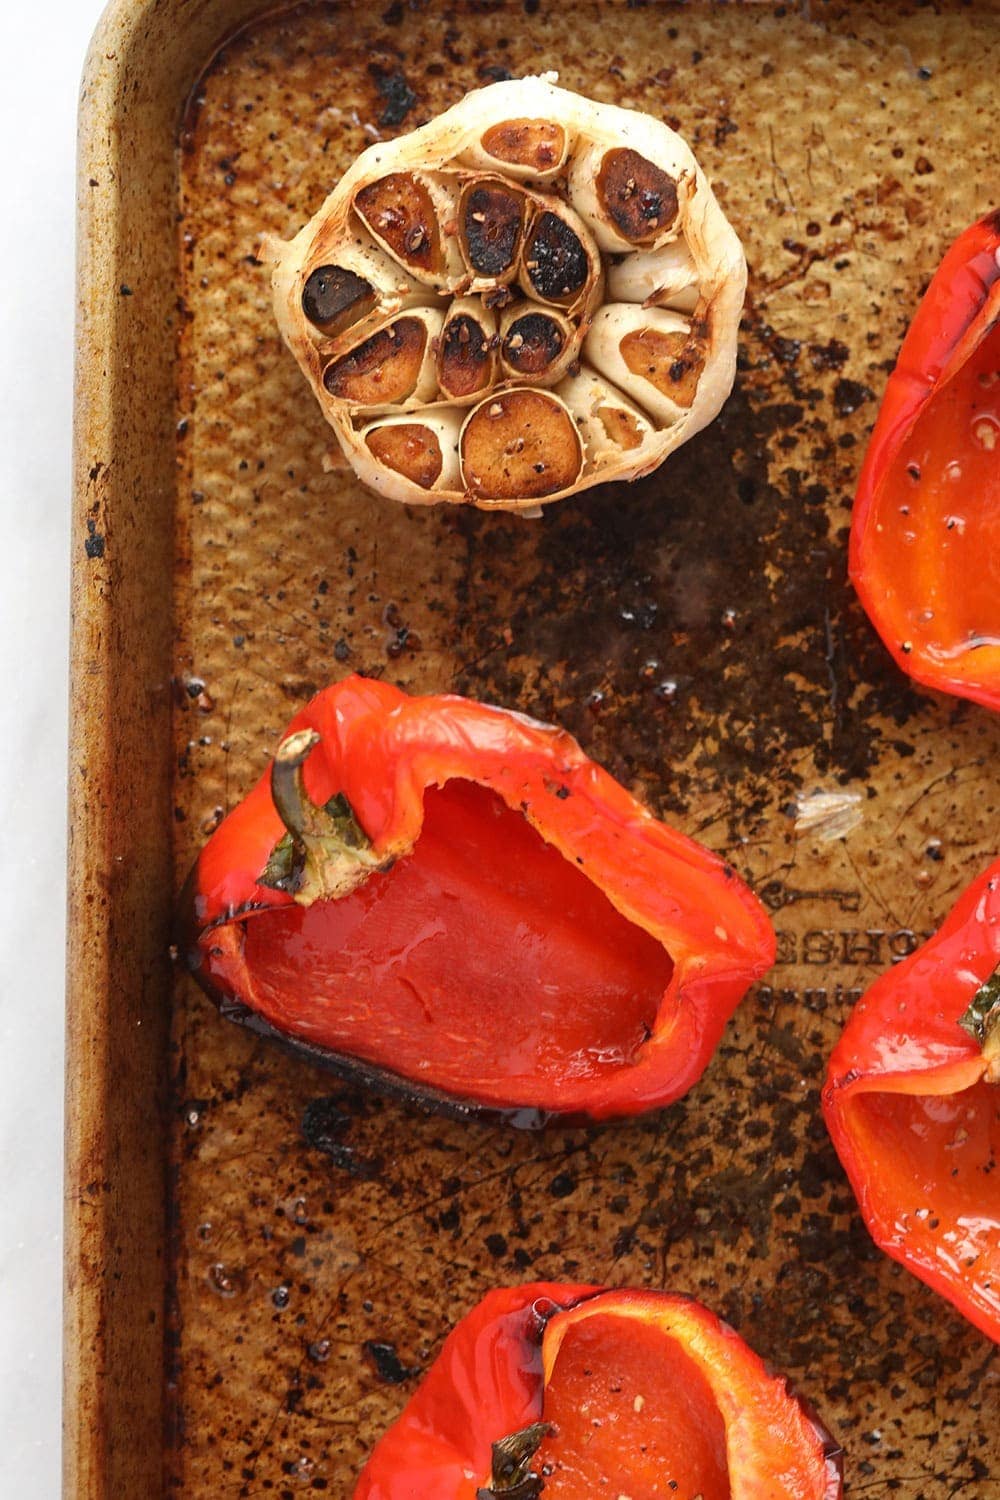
[{"left": 268, "top": 75, "right": 746, "bottom": 512}]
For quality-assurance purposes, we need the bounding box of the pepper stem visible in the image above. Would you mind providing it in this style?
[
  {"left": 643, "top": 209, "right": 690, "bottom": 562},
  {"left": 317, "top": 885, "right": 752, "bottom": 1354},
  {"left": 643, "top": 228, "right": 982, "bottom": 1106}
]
[
  {"left": 957, "top": 962, "right": 1000, "bottom": 1084},
  {"left": 476, "top": 1422, "right": 553, "bottom": 1500},
  {"left": 271, "top": 729, "right": 322, "bottom": 840},
  {"left": 259, "top": 730, "right": 383, "bottom": 906}
]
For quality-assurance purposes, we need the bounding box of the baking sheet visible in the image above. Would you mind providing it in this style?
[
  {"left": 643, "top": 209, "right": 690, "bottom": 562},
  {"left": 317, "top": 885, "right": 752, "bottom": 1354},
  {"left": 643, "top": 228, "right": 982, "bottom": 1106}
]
[{"left": 77, "top": 0, "right": 1000, "bottom": 1493}]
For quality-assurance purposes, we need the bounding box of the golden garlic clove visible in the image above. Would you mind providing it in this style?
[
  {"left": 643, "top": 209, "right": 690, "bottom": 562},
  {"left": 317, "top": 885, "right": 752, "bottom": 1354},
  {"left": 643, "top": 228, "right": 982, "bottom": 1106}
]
[
  {"left": 358, "top": 408, "right": 463, "bottom": 497},
  {"left": 437, "top": 297, "right": 499, "bottom": 402},
  {"left": 584, "top": 304, "right": 705, "bottom": 425},
  {"left": 460, "top": 389, "right": 584, "bottom": 503},
  {"left": 353, "top": 171, "right": 463, "bottom": 289},
  {"left": 569, "top": 133, "right": 693, "bottom": 255},
  {"left": 322, "top": 307, "right": 443, "bottom": 408},
  {"left": 463, "top": 117, "right": 572, "bottom": 181}
]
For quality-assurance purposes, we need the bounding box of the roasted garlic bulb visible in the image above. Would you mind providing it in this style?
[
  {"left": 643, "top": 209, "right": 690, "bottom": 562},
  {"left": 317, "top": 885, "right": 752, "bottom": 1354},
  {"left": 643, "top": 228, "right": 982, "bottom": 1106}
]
[{"left": 268, "top": 76, "right": 746, "bottom": 513}]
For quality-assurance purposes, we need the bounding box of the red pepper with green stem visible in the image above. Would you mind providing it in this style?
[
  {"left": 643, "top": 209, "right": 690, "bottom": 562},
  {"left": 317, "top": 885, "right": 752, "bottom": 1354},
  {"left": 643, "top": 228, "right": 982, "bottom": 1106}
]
[
  {"left": 822, "top": 858, "right": 1000, "bottom": 1341},
  {"left": 354, "top": 1282, "right": 843, "bottom": 1500},
  {"left": 850, "top": 209, "right": 1000, "bottom": 710},
  {"left": 185, "top": 675, "right": 775, "bottom": 1124}
]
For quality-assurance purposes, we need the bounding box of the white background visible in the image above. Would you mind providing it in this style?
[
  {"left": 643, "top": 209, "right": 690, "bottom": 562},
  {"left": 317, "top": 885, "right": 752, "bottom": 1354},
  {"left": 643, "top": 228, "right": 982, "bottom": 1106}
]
[{"left": 1, "top": 1, "right": 107, "bottom": 1488}]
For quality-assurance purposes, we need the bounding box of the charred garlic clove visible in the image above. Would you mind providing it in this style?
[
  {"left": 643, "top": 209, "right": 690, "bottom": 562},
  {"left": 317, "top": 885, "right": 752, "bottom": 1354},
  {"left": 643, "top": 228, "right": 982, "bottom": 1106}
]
[
  {"left": 499, "top": 302, "right": 578, "bottom": 385},
  {"left": 268, "top": 75, "right": 745, "bottom": 511},
  {"left": 438, "top": 297, "right": 499, "bottom": 401},
  {"left": 458, "top": 177, "right": 527, "bottom": 288}
]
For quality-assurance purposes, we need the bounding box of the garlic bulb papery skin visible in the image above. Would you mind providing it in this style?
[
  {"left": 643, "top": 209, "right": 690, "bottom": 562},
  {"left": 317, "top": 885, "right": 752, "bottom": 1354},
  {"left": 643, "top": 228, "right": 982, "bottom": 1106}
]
[
  {"left": 556, "top": 366, "right": 660, "bottom": 470},
  {"left": 268, "top": 75, "right": 746, "bottom": 512},
  {"left": 606, "top": 239, "right": 700, "bottom": 313}
]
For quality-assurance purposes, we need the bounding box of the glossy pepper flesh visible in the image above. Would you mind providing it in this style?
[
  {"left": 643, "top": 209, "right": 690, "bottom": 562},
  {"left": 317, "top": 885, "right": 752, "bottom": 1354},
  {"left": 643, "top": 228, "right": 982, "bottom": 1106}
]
[
  {"left": 354, "top": 1282, "right": 843, "bottom": 1500},
  {"left": 849, "top": 208, "right": 1000, "bottom": 710},
  {"left": 823, "top": 859, "right": 1000, "bottom": 1341},
  {"left": 185, "top": 675, "right": 775, "bottom": 1123}
]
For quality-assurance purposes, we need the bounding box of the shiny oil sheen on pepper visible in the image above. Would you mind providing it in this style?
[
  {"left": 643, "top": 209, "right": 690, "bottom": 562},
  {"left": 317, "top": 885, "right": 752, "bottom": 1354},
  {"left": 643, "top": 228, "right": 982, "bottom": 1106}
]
[
  {"left": 184, "top": 675, "right": 775, "bottom": 1124},
  {"left": 353, "top": 1282, "right": 844, "bottom": 1499},
  {"left": 823, "top": 858, "right": 1000, "bottom": 1341},
  {"left": 850, "top": 209, "right": 1000, "bottom": 710}
]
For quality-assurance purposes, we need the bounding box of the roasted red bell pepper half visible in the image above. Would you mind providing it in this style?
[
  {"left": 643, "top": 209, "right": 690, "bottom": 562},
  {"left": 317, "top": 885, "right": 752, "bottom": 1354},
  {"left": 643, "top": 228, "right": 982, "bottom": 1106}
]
[
  {"left": 354, "top": 1282, "right": 843, "bottom": 1500},
  {"left": 823, "top": 858, "right": 1000, "bottom": 1341},
  {"left": 184, "top": 675, "right": 774, "bottom": 1123},
  {"left": 850, "top": 208, "right": 1000, "bottom": 710}
]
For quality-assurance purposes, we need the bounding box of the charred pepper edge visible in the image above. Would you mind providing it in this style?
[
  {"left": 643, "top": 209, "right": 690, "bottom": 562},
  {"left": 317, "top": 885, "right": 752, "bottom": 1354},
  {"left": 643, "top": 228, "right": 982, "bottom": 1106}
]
[{"left": 189, "top": 979, "right": 557, "bottom": 1130}]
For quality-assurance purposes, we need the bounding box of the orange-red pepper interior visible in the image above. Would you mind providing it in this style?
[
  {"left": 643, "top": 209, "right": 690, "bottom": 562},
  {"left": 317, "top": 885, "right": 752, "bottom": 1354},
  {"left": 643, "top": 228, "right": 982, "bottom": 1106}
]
[
  {"left": 537, "top": 1310, "right": 730, "bottom": 1500},
  {"left": 205, "top": 780, "right": 673, "bottom": 1102},
  {"left": 865, "top": 325, "right": 1000, "bottom": 666},
  {"left": 843, "top": 1082, "right": 1000, "bottom": 1319}
]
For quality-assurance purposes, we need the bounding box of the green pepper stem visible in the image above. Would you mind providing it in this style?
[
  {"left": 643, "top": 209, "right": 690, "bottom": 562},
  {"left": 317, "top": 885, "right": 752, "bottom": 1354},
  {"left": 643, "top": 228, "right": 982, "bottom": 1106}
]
[
  {"left": 271, "top": 729, "right": 322, "bottom": 843},
  {"left": 261, "top": 729, "right": 382, "bottom": 906},
  {"left": 957, "top": 962, "right": 1000, "bottom": 1085}
]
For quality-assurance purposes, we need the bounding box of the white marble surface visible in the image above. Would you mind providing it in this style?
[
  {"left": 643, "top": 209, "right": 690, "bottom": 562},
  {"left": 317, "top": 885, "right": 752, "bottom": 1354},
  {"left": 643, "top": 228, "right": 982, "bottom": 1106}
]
[{"left": 1, "top": 1, "right": 107, "bottom": 1489}]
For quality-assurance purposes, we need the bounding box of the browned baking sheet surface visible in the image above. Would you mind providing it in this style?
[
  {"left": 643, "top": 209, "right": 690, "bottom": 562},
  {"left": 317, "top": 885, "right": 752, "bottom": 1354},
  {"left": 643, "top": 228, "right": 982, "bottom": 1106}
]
[{"left": 169, "top": 2, "right": 1000, "bottom": 1492}]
